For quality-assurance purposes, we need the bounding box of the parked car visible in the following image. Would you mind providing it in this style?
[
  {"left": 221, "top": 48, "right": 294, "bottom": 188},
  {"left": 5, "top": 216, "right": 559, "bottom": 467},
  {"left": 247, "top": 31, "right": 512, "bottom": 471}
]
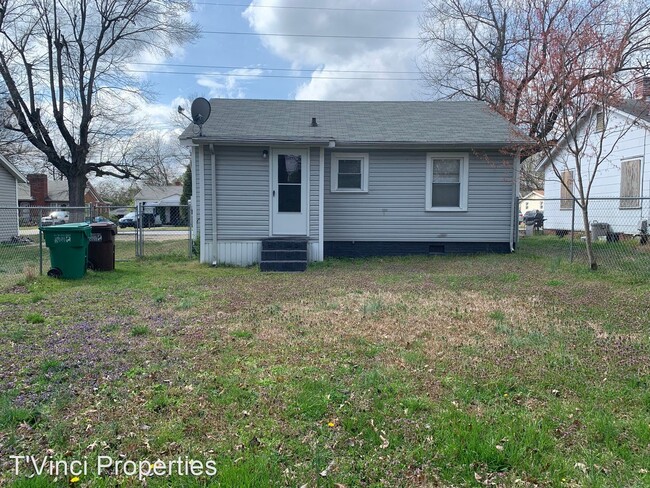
[
  {"left": 41, "top": 211, "right": 69, "bottom": 227},
  {"left": 118, "top": 212, "right": 137, "bottom": 228},
  {"left": 523, "top": 210, "right": 544, "bottom": 229},
  {"left": 93, "top": 216, "right": 113, "bottom": 224},
  {"left": 118, "top": 212, "right": 161, "bottom": 228}
]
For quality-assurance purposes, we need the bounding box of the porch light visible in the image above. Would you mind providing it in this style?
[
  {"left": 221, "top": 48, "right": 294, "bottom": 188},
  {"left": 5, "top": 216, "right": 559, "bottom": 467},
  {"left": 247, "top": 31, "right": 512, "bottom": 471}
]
[{"left": 262, "top": 149, "right": 269, "bottom": 159}]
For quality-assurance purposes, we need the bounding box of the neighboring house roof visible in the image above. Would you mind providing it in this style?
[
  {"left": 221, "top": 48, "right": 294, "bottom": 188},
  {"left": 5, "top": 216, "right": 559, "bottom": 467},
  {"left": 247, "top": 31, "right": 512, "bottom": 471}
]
[
  {"left": 535, "top": 99, "right": 650, "bottom": 171},
  {"left": 521, "top": 190, "right": 544, "bottom": 200},
  {"left": 179, "top": 99, "right": 531, "bottom": 147},
  {"left": 0, "top": 154, "right": 28, "bottom": 183},
  {"left": 17, "top": 182, "right": 32, "bottom": 201},
  {"left": 47, "top": 180, "right": 70, "bottom": 202},
  {"left": 134, "top": 185, "right": 183, "bottom": 203},
  {"left": 614, "top": 99, "right": 650, "bottom": 124},
  {"left": 17, "top": 178, "right": 103, "bottom": 202}
]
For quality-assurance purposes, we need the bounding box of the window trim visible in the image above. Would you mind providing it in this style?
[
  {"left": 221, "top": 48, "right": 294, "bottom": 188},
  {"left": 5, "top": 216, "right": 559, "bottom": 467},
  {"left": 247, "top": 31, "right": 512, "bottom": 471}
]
[
  {"left": 619, "top": 157, "right": 642, "bottom": 210},
  {"left": 560, "top": 169, "right": 574, "bottom": 211},
  {"left": 330, "top": 153, "right": 369, "bottom": 193},
  {"left": 425, "top": 152, "right": 469, "bottom": 212},
  {"left": 595, "top": 111, "right": 605, "bottom": 132}
]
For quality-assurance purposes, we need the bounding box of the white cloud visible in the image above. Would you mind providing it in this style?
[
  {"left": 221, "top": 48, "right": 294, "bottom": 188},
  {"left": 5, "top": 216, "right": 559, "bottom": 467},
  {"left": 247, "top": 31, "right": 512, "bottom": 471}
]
[
  {"left": 242, "top": 0, "right": 424, "bottom": 100},
  {"left": 196, "top": 68, "right": 265, "bottom": 99}
]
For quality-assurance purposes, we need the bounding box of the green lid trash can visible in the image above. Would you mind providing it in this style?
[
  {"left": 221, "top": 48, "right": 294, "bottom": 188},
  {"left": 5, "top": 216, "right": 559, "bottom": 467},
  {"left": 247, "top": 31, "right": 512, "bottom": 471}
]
[{"left": 40, "top": 223, "right": 91, "bottom": 279}]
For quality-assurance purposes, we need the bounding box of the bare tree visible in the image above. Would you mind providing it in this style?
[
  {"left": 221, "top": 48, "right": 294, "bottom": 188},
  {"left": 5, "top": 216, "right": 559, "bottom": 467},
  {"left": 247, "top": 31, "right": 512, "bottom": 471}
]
[
  {"left": 420, "top": 0, "right": 650, "bottom": 139},
  {"left": 531, "top": 11, "right": 645, "bottom": 270},
  {"left": 0, "top": 0, "right": 198, "bottom": 214},
  {"left": 120, "top": 131, "right": 188, "bottom": 187}
]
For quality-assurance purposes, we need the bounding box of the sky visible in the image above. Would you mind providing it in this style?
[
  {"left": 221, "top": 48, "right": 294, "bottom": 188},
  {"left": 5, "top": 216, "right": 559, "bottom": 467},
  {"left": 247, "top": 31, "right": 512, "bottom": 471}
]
[{"left": 139, "top": 0, "right": 428, "bottom": 128}]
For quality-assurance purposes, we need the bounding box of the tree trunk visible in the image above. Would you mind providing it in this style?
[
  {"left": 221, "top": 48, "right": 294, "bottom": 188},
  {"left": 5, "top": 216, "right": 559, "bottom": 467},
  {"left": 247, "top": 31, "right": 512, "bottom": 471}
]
[
  {"left": 67, "top": 173, "right": 87, "bottom": 223},
  {"left": 580, "top": 204, "right": 598, "bottom": 270}
]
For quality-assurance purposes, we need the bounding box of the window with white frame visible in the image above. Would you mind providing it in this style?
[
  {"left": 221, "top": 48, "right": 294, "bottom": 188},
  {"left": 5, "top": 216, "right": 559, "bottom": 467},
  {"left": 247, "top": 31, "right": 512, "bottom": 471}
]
[
  {"left": 331, "top": 153, "right": 369, "bottom": 192},
  {"left": 425, "top": 153, "right": 469, "bottom": 211}
]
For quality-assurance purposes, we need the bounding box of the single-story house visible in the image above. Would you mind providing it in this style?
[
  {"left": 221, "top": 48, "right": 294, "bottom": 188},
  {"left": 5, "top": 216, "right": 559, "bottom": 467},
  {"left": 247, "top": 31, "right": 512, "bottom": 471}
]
[
  {"left": 536, "top": 94, "right": 650, "bottom": 235},
  {"left": 180, "top": 99, "right": 529, "bottom": 270},
  {"left": 520, "top": 191, "right": 544, "bottom": 214},
  {"left": 18, "top": 174, "right": 106, "bottom": 223},
  {"left": 134, "top": 184, "right": 183, "bottom": 225},
  {"left": 0, "top": 154, "right": 28, "bottom": 241}
]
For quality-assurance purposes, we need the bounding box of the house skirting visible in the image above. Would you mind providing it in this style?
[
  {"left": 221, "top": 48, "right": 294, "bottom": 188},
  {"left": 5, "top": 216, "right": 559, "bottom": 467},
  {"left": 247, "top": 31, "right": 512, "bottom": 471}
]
[
  {"left": 203, "top": 240, "right": 320, "bottom": 266},
  {"left": 203, "top": 239, "right": 511, "bottom": 266},
  {"left": 324, "top": 241, "right": 511, "bottom": 258}
]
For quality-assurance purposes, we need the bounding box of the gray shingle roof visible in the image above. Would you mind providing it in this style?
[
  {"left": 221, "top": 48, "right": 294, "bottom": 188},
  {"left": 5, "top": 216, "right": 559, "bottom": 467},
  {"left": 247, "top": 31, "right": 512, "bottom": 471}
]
[
  {"left": 179, "top": 99, "right": 529, "bottom": 146},
  {"left": 134, "top": 185, "right": 183, "bottom": 202},
  {"left": 615, "top": 99, "right": 650, "bottom": 123}
]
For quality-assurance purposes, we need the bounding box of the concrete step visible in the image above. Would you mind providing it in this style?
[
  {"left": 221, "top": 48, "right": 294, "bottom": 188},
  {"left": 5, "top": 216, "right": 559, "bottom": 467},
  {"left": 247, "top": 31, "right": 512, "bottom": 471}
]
[{"left": 260, "top": 260, "right": 308, "bottom": 272}]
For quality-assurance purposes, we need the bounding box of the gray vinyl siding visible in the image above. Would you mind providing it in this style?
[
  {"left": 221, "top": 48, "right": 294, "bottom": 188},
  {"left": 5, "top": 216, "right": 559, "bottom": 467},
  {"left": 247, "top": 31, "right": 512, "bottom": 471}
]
[
  {"left": 324, "top": 149, "right": 514, "bottom": 241},
  {"left": 0, "top": 165, "right": 19, "bottom": 240},
  {"left": 203, "top": 145, "right": 320, "bottom": 242},
  {"left": 212, "top": 145, "right": 270, "bottom": 240},
  {"left": 309, "top": 146, "right": 320, "bottom": 241},
  {"left": 199, "top": 145, "right": 513, "bottom": 247}
]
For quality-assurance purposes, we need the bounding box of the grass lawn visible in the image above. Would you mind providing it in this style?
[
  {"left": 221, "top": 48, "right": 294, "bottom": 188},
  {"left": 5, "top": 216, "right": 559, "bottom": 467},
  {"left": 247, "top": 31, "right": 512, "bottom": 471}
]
[
  {"left": 0, "top": 239, "right": 190, "bottom": 278},
  {"left": 0, "top": 244, "right": 649, "bottom": 486}
]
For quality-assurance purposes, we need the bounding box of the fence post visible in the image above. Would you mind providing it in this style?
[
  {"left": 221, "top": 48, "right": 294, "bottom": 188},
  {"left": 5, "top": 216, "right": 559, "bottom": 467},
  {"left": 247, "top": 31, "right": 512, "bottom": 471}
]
[
  {"left": 38, "top": 208, "right": 43, "bottom": 276},
  {"left": 570, "top": 198, "right": 576, "bottom": 263},
  {"left": 187, "top": 205, "right": 192, "bottom": 258}
]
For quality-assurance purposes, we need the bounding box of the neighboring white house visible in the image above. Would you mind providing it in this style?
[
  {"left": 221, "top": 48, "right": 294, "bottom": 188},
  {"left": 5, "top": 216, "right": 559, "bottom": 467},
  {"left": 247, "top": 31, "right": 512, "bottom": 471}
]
[
  {"left": 537, "top": 98, "right": 650, "bottom": 235},
  {"left": 180, "top": 99, "right": 531, "bottom": 270},
  {"left": 134, "top": 185, "right": 183, "bottom": 225},
  {"left": 0, "top": 154, "right": 28, "bottom": 241},
  {"left": 519, "top": 191, "right": 544, "bottom": 214}
]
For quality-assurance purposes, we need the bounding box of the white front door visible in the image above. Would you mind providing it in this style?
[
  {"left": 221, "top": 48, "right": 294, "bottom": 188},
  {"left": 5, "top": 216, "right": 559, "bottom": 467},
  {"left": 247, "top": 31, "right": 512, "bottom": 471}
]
[{"left": 271, "top": 148, "right": 308, "bottom": 235}]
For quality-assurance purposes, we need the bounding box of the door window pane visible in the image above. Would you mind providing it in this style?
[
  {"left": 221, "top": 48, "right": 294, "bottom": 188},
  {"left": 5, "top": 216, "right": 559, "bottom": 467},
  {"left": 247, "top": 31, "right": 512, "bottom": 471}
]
[
  {"left": 277, "top": 153, "right": 302, "bottom": 213},
  {"left": 278, "top": 185, "right": 301, "bottom": 212},
  {"left": 278, "top": 155, "right": 302, "bottom": 183}
]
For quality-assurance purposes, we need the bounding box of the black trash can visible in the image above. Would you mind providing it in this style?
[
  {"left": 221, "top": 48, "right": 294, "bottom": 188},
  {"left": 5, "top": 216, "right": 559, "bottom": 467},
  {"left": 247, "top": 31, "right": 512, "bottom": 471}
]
[{"left": 88, "top": 222, "right": 117, "bottom": 271}]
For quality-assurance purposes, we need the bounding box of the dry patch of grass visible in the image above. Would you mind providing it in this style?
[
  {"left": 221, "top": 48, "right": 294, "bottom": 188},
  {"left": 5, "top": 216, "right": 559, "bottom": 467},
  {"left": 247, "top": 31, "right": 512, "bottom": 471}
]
[{"left": 1, "top": 255, "right": 649, "bottom": 487}]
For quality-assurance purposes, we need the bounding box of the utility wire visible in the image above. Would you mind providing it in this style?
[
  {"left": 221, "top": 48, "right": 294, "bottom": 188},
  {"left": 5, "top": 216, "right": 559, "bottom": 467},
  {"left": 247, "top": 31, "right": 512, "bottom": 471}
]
[
  {"left": 130, "top": 61, "right": 420, "bottom": 75},
  {"left": 202, "top": 30, "right": 419, "bottom": 40},
  {"left": 125, "top": 68, "right": 420, "bottom": 81},
  {"left": 194, "top": 1, "right": 424, "bottom": 13}
]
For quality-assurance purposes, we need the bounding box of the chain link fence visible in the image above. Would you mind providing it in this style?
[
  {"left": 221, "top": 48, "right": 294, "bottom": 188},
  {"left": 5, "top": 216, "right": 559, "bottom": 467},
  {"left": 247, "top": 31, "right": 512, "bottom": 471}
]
[
  {"left": 518, "top": 197, "right": 650, "bottom": 277},
  {"left": 0, "top": 203, "right": 195, "bottom": 281}
]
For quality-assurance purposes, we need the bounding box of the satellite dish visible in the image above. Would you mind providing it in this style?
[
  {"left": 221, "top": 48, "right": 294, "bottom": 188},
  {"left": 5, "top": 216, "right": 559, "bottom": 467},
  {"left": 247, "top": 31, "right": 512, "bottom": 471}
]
[{"left": 191, "top": 97, "right": 211, "bottom": 131}]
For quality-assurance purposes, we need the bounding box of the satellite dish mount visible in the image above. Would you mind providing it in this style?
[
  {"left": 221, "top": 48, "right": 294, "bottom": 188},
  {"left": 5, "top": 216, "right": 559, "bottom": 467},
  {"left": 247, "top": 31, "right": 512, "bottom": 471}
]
[{"left": 178, "top": 97, "right": 212, "bottom": 137}]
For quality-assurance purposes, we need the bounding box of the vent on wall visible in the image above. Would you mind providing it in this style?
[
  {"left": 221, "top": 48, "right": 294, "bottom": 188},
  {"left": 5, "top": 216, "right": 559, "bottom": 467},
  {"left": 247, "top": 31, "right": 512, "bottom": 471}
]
[{"left": 429, "top": 244, "right": 445, "bottom": 255}]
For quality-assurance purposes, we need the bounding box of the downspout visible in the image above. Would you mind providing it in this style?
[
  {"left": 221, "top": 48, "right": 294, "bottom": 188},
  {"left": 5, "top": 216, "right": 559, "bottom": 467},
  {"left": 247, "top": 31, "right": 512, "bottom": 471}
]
[
  {"left": 199, "top": 145, "right": 206, "bottom": 263},
  {"left": 191, "top": 146, "right": 198, "bottom": 239},
  {"left": 510, "top": 150, "right": 521, "bottom": 252},
  {"left": 318, "top": 147, "right": 325, "bottom": 261},
  {"left": 211, "top": 144, "right": 217, "bottom": 265}
]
